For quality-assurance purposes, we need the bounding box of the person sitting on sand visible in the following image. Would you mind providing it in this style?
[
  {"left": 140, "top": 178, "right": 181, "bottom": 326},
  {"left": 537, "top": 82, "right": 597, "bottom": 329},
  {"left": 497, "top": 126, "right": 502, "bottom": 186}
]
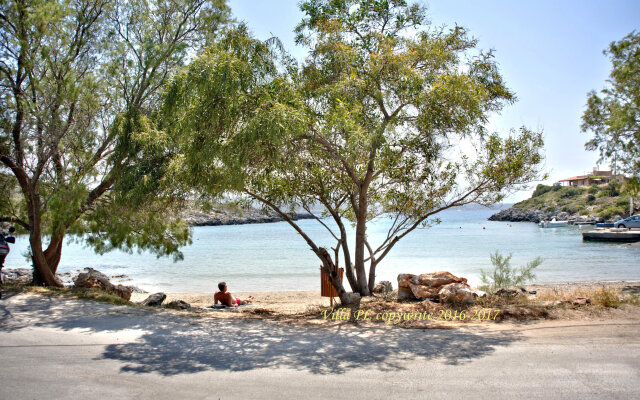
[{"left": 214, "top": 282, "right": 253, "bottom": 307}]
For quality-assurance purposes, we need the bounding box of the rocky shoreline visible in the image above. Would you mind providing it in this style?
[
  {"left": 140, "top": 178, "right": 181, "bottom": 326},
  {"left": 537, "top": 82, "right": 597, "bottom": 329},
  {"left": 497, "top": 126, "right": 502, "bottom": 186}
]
[
  {"left": 488, "top": 207, "right": 613, "bottom": 224},
  {"left": 182, "top": 209, "right": 315, "bottom": 226}
]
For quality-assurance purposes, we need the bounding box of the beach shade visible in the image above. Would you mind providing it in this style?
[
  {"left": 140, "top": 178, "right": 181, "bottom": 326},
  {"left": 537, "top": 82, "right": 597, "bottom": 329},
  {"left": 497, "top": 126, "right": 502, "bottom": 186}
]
[{"left": 321, "top": 268, "right": 344, "bottom": 307}]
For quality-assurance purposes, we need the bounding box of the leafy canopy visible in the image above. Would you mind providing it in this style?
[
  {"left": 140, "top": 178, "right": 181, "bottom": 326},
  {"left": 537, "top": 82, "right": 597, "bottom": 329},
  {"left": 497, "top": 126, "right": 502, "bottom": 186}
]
[
  {"left": 163, "top": 0, "right": 545, "bottom": 296},
  {"left": 582, "top": 30, "right": 640, "bottom": 194}
]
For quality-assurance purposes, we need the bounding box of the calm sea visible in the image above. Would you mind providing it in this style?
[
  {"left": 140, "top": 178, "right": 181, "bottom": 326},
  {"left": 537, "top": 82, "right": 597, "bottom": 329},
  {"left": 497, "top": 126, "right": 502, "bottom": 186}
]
[{"left": 4, "top": 207, "right": 640, "bottom": 292}]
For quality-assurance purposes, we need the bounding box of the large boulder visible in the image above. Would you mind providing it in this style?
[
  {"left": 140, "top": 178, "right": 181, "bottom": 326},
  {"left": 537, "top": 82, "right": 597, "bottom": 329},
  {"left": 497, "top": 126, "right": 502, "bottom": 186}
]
[
  {"left": 73, "top": 268, "right": 112, "bottom": 289},
  {"left": 438, "top": 282, "right": 476, "bottom": 305},
  {"left": 142, "top": 292, "right": 166, "bottom": 307},
  {"left": 398, "top": 271, "right": 469, "bottom": 301},
  {"left": 373, "top": 280, "right": 393, "bottom": 294},
  {"left": 73, "top": 268, "right": 133, "bottom": 301}
]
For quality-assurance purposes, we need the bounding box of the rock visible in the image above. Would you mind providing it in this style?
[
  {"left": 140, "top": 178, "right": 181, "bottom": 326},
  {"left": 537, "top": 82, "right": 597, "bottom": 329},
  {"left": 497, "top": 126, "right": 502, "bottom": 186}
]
[
  {"left": 73, "top": 268, "right": 112, "bottom": 289},
  {"left": 373, "top": 280, "right": 393, "bottom": 294},
  {"left": 129, "top": 286, "right": 148, "bottom": 294},
  {"left": 1, "top": 268, "right": 32, "bottom": 284},
  {"left": 73, "top": 268, "right": 134, "bottom": 301},
  {"left": 570, "top": 297, "right": 591, "bottom": 306},
  {"left": 165, "top": 300, "right": 191, "bottom": 310},
  {"left": 112, "top": 284, "right": 133, "bottom": 301},
  {"left": 342, "top": 292, "right": 361, "bottom": 307},
  {"left": 438, "top": 282, "right": 476, "bottom": 305},
  {"left": 142, "top": 292, "right": 166, "bottom": 307},
  {"left": 398, "top": 271, "right": 470, "bottom": 301},
  {"left": 493, "top": 288, "right": 521, "bottom": 297}
]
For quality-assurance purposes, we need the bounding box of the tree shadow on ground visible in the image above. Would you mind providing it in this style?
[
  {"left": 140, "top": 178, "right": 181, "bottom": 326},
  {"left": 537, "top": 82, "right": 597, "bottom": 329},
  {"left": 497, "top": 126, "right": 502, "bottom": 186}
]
[{"left": 0, "top": 293, "right": 521, "bottom": 375}]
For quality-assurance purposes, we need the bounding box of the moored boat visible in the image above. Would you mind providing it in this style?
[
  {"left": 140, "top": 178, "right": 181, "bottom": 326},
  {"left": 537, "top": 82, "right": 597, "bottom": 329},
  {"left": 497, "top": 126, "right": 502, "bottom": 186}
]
[{"left": 539, "top": 218, "right": 569, "bottom": 228}]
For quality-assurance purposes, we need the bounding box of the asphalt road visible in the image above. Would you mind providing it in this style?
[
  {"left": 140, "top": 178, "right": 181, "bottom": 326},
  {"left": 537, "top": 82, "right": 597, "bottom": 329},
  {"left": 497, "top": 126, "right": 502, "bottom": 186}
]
[{"left": 1, "top": 293, "right": 638, "bottom": 399}]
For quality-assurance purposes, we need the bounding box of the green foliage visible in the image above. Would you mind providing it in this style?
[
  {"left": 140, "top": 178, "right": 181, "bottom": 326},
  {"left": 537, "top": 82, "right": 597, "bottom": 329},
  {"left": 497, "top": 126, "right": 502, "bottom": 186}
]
[
  {"left": 588, "top": 185, "right": 599, "bottom": 194},
  {"left": 562, "top": 205, "right": 580, "bottom": 214},
  {"left": 532, "top": 184, "right": 552, "bottom": 197},
  {"left": 479, "top": 252, "right": 542, "bottom": 292},
  {"left": 0, "top": 0, "right": 230, "bottom": 277},
  {"left": 586, "top": 194, "right": 597, "bottom": 204},
  {"left": 164, "top": 0, "right": 544, "bottom": 295},
  {"left": 600, "top": 206, "right": 626, "bottom": 219},
  {"left": 582, "top": 30, "right": 640, "bottom": 183},
  {"left": 616, "top": 197, "right": 630, "bottom": 207},
  {"left": 606, "top": 181, "right": 621, "bottom": 196},
  {"left": 559, "top": 187, "right": 583, "bottom": 199}
]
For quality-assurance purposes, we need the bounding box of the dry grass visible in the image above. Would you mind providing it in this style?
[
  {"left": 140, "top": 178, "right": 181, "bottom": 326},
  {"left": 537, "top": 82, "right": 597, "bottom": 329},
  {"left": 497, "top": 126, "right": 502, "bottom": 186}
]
[{"left": 2, "top": 284, "right": 132, "bottom": 306}]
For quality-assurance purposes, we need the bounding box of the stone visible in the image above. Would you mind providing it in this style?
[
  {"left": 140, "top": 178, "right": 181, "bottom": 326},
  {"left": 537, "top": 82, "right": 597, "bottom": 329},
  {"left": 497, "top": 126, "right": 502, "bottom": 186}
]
[
  {"left": 142, "top": 292, "right": 166, "bottom": 307},
  {"left": 438, "top": 282, "right": 476, "bottom": 305},
  {"left": 493, "top": 288, "right": 521, "bottom": 297},
  {"left": 73, "top": 268, "right": 134, "bottom": 301},
  {"left": 112, "top": 285, "right": 133, "bottom": 301},
  {"left": 73, "top": 268, "right": 112, "bottom": 289},
  {"left": 129, "top": 286, "right": 148, "bottom": 294},
  {"left": 571, "top": 297, "right": 591, "bottom": 306},
  {"left": 0, "top": 268, "right": 32, "bottom": 284},
  {"left": 398, "top": 271, "right": 471, "bottom": 301},
  {"left": 342, "top": 292, "right": 361, "bottom": 307},
  {"left": 373, "top": 280, "right": 393, "bottom": 294},
  {"left": 165, "top": 300, "right": 191, "bottom": 310}
]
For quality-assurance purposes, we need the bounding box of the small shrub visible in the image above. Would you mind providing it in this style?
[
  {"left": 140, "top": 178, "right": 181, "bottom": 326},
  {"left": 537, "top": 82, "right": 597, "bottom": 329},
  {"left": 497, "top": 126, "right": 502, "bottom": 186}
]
[
  {"left": 552, "top": 185, "right": 562, "bottom": 192},
  {"left": 588, "top": 185, "right": 599, "bottom": 194},
  {"left": 586, "top": 194, "right": 596, "bottom": 204},
  {"left": 559, "top": 187, "right": 582, "bottom": 199},
  {"left": 597, "top": 190, "right": 609, "bottom": 198},
  {"left": 479, "top": 252, "right": 543, "bottom": 292},
  {"left": 606, "top": 182, "right": 621, "bottom": 197},
  {"left": 532, "top": 184, "right": 552, "bottom": 197},
  {"left": 545, "top": 206, "right": 556, "bottom": 212},
  {"left": 562, "top": 205, "right": 579, "bottom": 214},
  {"left": 616, "top": 197, "right": 630, "bottom": 207},
  {"left": 599, "top": 206, "right": 626, "bottom": 219},
  {"left": 593, "top": 287, "right": 621, "bottom": 308}
]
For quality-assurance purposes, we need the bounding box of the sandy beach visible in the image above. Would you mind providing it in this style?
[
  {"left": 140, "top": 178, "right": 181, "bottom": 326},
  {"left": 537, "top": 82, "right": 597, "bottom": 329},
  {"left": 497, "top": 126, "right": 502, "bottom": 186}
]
[{"left": 129, "top": 280, "right": 640, "bottom": 317}]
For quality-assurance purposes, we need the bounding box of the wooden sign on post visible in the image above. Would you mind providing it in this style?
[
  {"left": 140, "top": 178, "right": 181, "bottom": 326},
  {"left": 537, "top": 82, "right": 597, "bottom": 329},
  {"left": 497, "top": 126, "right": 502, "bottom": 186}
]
[{"left": 321, "top": 267, "right": 344, "bottom": 307}]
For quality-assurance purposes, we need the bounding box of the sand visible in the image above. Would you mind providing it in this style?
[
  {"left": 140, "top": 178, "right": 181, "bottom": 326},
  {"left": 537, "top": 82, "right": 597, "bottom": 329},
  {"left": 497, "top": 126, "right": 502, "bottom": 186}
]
[
  {"left": 128, "top": 280, "right": 640, "bottom": 316},
  {"left": 130, "top": 291, "right": 334, "bottom": 314}
]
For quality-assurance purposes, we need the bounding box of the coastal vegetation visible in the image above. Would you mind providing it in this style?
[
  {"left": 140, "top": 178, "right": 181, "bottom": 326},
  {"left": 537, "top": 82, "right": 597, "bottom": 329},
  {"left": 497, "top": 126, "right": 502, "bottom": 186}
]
[
  {"left": 162, "top": 0, "right": 544, "bottom": 304},
  {"left": 495, "top": 182, "right": 636, "bottom": 222},
  {"left": 582, "top": 30, "right": 640, "bottom": 195},
  {"left": 479, "top": 252, "right": 542, "bottom": 292}
]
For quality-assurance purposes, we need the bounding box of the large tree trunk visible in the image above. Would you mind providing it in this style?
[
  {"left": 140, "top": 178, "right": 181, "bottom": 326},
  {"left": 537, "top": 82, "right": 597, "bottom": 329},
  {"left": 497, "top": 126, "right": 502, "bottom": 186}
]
[
  {"left": 44, "top": 234, "right": 64, "bottom": 275},
  {"left": 368, "top": 260, "right": 377, "bottom": 293},
  {"left": 28, "top": 204, "right": 63, "bottom": 287},
  {"left": 30, "top": 233, "right": 63, "bottom": 287},
  {"left": 353, "top": 196, "right": 371, "bottom": 296}
]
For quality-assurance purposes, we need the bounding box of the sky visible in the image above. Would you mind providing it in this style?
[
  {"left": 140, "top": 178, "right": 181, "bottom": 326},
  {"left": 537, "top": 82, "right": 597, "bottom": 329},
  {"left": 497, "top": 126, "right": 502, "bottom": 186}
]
[{"left": 227, "top": 0, "right": 640, "bottom": 201}]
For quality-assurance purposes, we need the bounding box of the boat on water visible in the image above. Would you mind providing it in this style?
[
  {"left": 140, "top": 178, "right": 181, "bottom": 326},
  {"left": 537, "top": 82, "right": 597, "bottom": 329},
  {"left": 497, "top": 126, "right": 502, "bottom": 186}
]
[
  {"left": 596, "top": 223, "right": 614, "bottom": 228},
  {"left": 539, "top": 218, "right": 569, "bottom": 228}
]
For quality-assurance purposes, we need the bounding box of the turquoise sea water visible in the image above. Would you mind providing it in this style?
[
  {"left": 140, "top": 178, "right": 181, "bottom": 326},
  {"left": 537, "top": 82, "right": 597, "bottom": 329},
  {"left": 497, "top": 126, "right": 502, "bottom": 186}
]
[{"left": 4, "top": 207, "right": 639, "bottom": 293}]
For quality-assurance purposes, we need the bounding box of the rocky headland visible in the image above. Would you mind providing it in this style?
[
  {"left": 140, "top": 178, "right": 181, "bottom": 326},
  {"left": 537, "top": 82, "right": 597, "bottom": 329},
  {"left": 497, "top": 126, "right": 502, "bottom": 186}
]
[
  {"left": 181, "top": 206, "right": 315, "bottom": 226},
  {"left": 489, "top": 183, "right": 637, "bottom": 223}
]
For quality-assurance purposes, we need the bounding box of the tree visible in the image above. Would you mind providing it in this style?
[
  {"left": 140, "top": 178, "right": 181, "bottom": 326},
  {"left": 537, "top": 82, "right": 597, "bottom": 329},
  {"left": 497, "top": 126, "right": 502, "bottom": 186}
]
[
  {"left": 582, "top": 31, "right": 640, "bottom": 194},
  {"left": 0, "top": 0, "right": 230, "bottom": 286},
  {"left": 163, "top": 0, "right": 544, "bottom": 304}
]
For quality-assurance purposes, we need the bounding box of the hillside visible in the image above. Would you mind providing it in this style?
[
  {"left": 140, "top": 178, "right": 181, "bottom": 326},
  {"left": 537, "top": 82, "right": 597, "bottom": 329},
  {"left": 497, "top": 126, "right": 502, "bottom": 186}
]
[{"left": 489, "top": 182, "right": 637, "bottom": 223}]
